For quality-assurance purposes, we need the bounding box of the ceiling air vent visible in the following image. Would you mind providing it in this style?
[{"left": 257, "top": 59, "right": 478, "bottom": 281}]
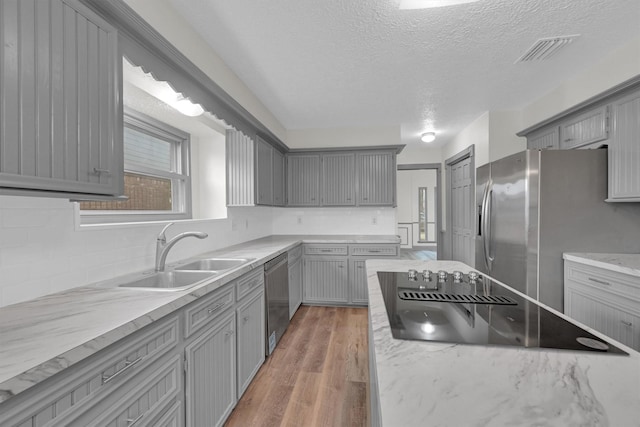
[{"left": 515, "top": 35, "right": 579, "bottom": 63}]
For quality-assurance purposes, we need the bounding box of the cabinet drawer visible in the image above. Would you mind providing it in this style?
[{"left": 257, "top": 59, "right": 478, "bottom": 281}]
[
  {"left": 82, "top": 355, "right": 182, "bottom": 427},
  {"left": 0, "top": 315, "right": 179, "bottom": 427},
  {"left": 288, "top": 245, "right": 303, "bottom": 263},
  {"left": 304, "top": 244, "right": 348, "bottom": 256},
  {"left": 350, "top": 245, "right": 398, "bottom": 257},
  {"left": 236, "top": 267, "right": 264, "bottom": 301},
  {"left": 565, "top": 260, "right": 640, "bottom": 302},
  {"left": 184, "top": 285, "right": 235, "bottom": 338}
]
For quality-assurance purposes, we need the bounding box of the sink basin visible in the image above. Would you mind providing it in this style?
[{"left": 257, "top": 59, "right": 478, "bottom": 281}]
[
  {"left": 117, "top": 271, "right": 217, "bottom": 291},
  {"left": 175, "top": 258, "right": 252, "bottom": 272}
]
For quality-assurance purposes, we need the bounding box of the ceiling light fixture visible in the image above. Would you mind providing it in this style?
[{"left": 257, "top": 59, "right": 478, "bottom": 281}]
[
  {"left": 421, "top": 132, "right": 436, "bottom": 143},
  {"left": 399, "top": 0, "right": 480, "bottom": 10}
]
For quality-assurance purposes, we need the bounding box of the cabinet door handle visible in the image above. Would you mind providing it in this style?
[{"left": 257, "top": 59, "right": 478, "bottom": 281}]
[
  {"left": 588, "top": 277, "right": 611, "bottom": 286},
  {"left": 338, "top": 265, "right": 344, "bottom": 268},
  {"left": 369, "top": 250, "right": 382, "bottom": 253},
  {"left": 564, "top": 138, "right": 573, "bottom": 142},
  {"left": 126, "top": 413, "right": 145, "bottom": 426},
  {"left": 243, "top": 316, "right": 250, "bottom": 323},
  {"left": 102, "top": 357, "right": 143, "bottom": 384},
  {"left": 92, "top": 168, "right": 111, "bottom": 176},
  {"left": 621, "top": 320, "right": 633, "bottom": 327},
  {"left": 225, "top": 330, "right": 235, "bottom": 337},
  {"left": 207, "top": 303, "right": 225, "bottom": 314}
]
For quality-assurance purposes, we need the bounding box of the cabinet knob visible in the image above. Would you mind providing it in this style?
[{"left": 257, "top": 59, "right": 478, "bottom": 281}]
[
  {"left": 243, "top": 316, "right": 250, "bottom": 323},
  {"left": 225, "top": 330, "right": 235, "bottom": 337},
  {"left": 621, "top": 320, "right": 633, "bottom": 327}
]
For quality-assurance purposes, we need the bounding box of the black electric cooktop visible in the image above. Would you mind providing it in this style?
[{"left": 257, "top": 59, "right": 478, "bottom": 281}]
[{"left": 377, "top": 270, "right": 627, "bottom": 355}]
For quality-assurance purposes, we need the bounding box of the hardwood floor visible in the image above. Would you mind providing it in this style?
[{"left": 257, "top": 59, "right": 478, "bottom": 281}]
[{"left": 225, "top": 306, "right": 370, "bottom": 427}]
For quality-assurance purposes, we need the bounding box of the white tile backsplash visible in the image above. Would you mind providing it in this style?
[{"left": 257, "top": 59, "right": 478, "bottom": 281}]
[
  {"left": 0, "top": 194, "right": 398, "bottom": 307},
  {"left": 271, "top": 207, "right": 397, "bottom": 235},
  {"left": 0, "top": 195, "right": 275, "bottom": 307}
]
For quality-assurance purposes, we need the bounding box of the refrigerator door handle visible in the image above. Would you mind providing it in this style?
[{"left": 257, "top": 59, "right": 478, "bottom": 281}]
[
  {"left": 480, "top": 180, "right": 489, "bottom": 269},
  {"left": 486, "top": 185, "right": 495, "bottom": 266},
  {"left": 482, "top": 180, "right": 494, "bottom": 270}
]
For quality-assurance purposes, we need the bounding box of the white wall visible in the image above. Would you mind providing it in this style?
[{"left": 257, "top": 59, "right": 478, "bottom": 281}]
[
  {"left": 271, "top": 207, "right": 396, "bottom": 235},
  {"left": 0, "top": 198, "right": 273, "bottom": 307},
  {"left": 191, "top": 131, "right": 227, "bottom": 220},
  {"left": 286, "top": 125, "right": 400, "bottom": 149},
  {"left": 122, "top": 0, "right": 287, "bottom": 143},
  {"left": 522, "top": 36, "right": 640, "bottom": 129},
  {"left": 488, "top": 110, "right": 526, "bottom": 162}
]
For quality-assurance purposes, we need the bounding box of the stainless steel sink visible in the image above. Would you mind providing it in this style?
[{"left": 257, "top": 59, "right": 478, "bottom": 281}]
[
  {"left": 175, "top": 258, "right": 252, "bottom": 272},
  {"left": 117, "top": 271, "right": 217, "bottom": 291}
]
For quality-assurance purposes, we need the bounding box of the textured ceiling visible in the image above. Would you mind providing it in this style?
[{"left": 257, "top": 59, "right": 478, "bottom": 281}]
[{"left": 167, "top": 0, "right": 640, "bottom": 147}]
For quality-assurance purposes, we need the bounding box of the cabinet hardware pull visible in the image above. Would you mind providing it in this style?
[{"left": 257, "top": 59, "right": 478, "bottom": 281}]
[
  {"left": 102, "top": 357, "right": 143, "bottom": 384},
  {"left": 564, "top": 138, "right": 573, "bottom": 142},
  {"left": 357, "top": 265, "right": 363, "bottom": 269},
  {"left": 588, "top": 277, "right": 611, "bottom": 286},
  {"left": 92, "top": 168, "right": 111, "bottom": 176},
  {"left": 207, "top": 303, "right": 224, "bottom": 314},
  {"left": 338, "top": 265, "right": 344, "bottom": 268},
  {"left": 225, "top": 330, "right": 235, "bottom": 337},
  {"left": 126, "top": 413, "right": 145, "bottom": 426},
  {"left": 369, "top": 250, "right": 382, "bottom": 253},
  {"left": 320, "top": 249, "right": 332, "bottom": 252},
  {"left": 621, "top": 320, "right": 633, "bottom": 327},
  {"left": 243, "top": 316, "right": 250, "bottom": 323}
]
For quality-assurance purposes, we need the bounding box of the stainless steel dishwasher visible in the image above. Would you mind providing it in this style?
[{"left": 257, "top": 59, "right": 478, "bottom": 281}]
[{"left": 264, "top": 253, "right": 290, "bottom": 355}]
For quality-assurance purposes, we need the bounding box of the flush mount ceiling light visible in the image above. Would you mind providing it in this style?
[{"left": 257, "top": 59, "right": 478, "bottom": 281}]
[
  {"left": 399, "top": 0, "right": 480, "bottom": 9},
  {"left": 421, "top": 132, "right": 436, "bottom": 143}
]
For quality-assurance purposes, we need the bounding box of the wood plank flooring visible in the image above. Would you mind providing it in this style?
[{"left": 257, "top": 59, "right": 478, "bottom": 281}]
[{"left": 225, "top": 306, "right": 370, "bottom": 427}]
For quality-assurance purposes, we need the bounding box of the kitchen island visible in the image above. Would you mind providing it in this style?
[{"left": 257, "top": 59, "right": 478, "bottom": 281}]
[{"left": 366, "top": 259, "right": 640, "bottom": 427}]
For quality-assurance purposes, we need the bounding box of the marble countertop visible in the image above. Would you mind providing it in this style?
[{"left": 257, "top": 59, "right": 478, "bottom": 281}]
[
  {"left": 0, "top": 234, "right": 399, "bottom": 403},
  {"left": 366, "top": 259, "right": 640, "bottom": 427},
  {"left": 564, "top": 252, "right": 640, "bottom": 278}
]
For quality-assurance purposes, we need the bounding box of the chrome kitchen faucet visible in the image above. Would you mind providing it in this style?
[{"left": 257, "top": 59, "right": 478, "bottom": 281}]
[{"left": 155, "top": 222, "right": 208, "bottom": 272}]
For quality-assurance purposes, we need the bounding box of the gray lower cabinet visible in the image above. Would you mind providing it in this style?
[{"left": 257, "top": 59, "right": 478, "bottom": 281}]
[
  {"left": 236, "top": 289, "right": 265, "bottom": 398},
  {"left": 303, "top": 257, "right": 349, "bottom": 304},
  {"left": 608, "top": 88, "right": 640, "bottom": 201},
  {"left": 357, "top": 152, "right": 396, "bottom": 206},
  {"left": 302, "top": 243, "right": 399, "bottom": 306},
  {"left": 288, "top": 245, "right": 303, "bottom": 319},
  {"left": 322, "top": 153, "right": 356, "bottom": 206},
  {"left": 0, "top": 0, "right": 123, "bottom": 198},
  {"left": 350, "top": 260, "right": 368, "bottom": 305},
  {"left": 287, "top": 154, "right": 321, "bottom": 206},
  {"left": 184, "top": 310, "right": 237, "bottom": 427},
  {"left": 0, "top": 314, "right": 181, "bottom": 427},
  {"left": 526, "top": 126, "right": 560, "bottom": 150},
  {"left": 564, "top": 260, "right": 640, "bottom": 351}
]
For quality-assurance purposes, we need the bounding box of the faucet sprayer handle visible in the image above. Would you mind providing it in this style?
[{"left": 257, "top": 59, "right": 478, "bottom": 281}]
[{"left": 158, "top": 222, "right": 175, "bottom": 243}]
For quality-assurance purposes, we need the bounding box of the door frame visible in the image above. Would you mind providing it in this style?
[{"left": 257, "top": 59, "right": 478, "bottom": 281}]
[
  {"left": 397, "top": 163, "right": 443, "bottom": 258},
  {"left": 444, "top": 145, "right": 475, "bottom": 261}
]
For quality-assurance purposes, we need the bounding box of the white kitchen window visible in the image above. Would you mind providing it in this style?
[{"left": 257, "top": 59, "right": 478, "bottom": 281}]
[{"left": 80, "top": 110, "right": 192, "bottom": 224}]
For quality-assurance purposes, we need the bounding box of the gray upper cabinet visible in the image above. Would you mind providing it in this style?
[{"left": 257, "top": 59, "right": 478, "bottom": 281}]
[
  {"left": 322, "top": 153, "right": 356, "bottom": 206},
  {"left": 608, "top": 88, "right": 640, "bottom": 201},
  {"left": 287, "top": 154, "right": 321, "bottom": 206},
  {"left": 357, "top": 152, "right": 396, "bottom": 206},
  {"left": 272, "top": 149, "right": 285, "bottom": 206},
  {"left": 226, "top": 130, "right": 255, "bottom": 206},
  {"left": 560, "top": 106, "right": 609, "bottom": 149},
  {"left": 287, "top": 147, "right": 400, "bottom": 207},
  {"left": 0, "top": 0, "right": 123, "bottom": 198},
  {"left": 226, "top": 132, "right": 285, "bottom": 207},
  {"left": 527, "top": 127, "right": 559, "bottom": 150},
  {"left": 255, "top": 137, "right": 273, "bottom": 205}
]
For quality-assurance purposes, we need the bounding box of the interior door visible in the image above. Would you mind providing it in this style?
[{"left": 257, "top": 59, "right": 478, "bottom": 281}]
[{"left": 450, "top": 156, "right": 474, "bottom": 265}]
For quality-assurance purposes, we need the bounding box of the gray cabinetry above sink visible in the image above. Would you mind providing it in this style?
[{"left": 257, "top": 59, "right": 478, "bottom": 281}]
[{"left": 0, "top": 0, "right": 123, "bottom": 199}]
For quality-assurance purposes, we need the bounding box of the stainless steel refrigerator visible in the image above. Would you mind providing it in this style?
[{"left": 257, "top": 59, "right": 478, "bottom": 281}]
[{"left": 475, "top": 149, "right": 640, "bottom": 312}]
